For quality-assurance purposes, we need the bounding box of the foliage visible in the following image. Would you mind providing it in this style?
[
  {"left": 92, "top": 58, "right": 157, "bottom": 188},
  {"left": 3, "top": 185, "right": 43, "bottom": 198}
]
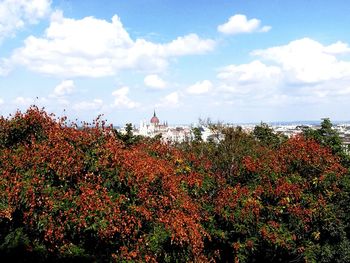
[
  {"left": 114, "top": 123, "right": 143, "bottom": 146},
  {"left": 303, "top": 119, "right": 345, "bottom": 158},
  {"left": 208, "top": 135, "right": 350, "bottom": 262},
  {"left": 1, "top": 107, "right": 350, "bottom": 262},
  {"left": 0, "top": 107, "right": 209, "bottom": 262},
  {"left": 253, "top": 122, "right": 286, "bottom": 148},
  {"left": 191, "top": 127, "right": 203, "bottom": 142}
]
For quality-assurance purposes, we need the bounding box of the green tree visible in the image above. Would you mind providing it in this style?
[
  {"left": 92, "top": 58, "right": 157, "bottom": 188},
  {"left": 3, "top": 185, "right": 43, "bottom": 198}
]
[
  {"left": 192, "top": 127, "right": 203, "bottom": 142},
  {"left": 319, "top": 118, "right": 343, "bottom": 154},
  {"left": 303, "top": 118, "right": 346, "bottom": 161},
  {"left": 114, "top": 123, "right": 142, "bottom": 146},
  {"left": 253, "top": 122, "right": 285, "bottom": 148}
]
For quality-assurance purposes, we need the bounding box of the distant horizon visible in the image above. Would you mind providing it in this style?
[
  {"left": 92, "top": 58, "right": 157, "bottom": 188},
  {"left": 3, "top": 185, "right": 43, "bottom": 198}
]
[
  {"left": 138, "top": 119, "right": 350, "bottom": 128},
  {"left": 2, "top": 105, "right": 350, "bottom": 128},
  {"left": 1, "top": 0, "right": 349, "bottom": 124}
]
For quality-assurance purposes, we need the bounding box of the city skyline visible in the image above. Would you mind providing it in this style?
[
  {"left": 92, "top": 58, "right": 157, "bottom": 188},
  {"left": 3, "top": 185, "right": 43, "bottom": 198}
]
[{"left": 1, "top": 0, "right": 350, "bottom": 125}]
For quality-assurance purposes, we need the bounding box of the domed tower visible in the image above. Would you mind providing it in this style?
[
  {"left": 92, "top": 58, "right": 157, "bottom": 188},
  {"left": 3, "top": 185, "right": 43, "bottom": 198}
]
[{"left": 150, "top": 110, "right": 160, "bottom": 126}]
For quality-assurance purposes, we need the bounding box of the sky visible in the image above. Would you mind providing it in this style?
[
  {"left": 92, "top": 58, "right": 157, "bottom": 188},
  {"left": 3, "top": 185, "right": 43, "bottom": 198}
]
[{"left": 1, "top": 0, "right": 350, "bottom": 125}]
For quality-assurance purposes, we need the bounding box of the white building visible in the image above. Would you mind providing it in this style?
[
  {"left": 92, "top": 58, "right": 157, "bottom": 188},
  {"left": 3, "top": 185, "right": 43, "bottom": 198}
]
[
  {"left": 133, "top": 111, "right": 227, "bottom": 143},
  {"left": 138, "top": 110, "right": 168, "bottom": 137}
]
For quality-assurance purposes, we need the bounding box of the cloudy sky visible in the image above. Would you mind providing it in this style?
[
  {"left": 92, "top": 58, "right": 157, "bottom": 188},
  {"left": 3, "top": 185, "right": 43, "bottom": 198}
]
[{"left": 1, "top": 0, "right": 350, "bottom": 125}]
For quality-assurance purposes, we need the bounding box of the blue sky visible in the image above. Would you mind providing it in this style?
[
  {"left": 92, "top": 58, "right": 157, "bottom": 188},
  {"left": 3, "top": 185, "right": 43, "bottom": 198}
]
[{"left": 1, "top": 0, "right": 350, "bottom": 125}]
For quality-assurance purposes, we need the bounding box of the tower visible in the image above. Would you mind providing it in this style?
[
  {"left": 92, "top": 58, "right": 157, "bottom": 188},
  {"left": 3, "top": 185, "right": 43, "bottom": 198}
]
[{"left": 150, "top": 110, "right": 160, "bottom": 126}]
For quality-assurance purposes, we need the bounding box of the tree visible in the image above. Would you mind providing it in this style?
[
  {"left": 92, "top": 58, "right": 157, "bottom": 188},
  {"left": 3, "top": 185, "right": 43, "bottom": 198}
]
[
  {"left": 2, "top": 107, "right": 350, "bottom": 262},
  {"left": 114, "top": 123, "right": 142, "bottom": 146},
  {"left": 0, "top": 107, "right": 210, "bottom": 262},
  {"left": 319, "top": 118, "right": 343, "bottom": 154},
  {"left": 303, "top": 118, "right": 348, "bottom": 165},
  {"left": 192, "top": 127, "right": 203, "bottom": 142},
  {"left": 253, "top": 122, "right": 285, "bottom": 148}
]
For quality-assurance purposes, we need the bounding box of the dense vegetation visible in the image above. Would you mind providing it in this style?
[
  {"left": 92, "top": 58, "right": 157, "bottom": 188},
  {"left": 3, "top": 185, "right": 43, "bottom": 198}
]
[{"left": 1, "top": 107, "right": 350, "bottom": 262}]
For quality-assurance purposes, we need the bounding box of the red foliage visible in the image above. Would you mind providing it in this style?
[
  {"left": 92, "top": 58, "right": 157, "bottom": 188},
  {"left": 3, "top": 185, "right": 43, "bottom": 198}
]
[
  {"left": 0, "top": 107, "right": 210, "bottom": 261},
  {"left": 1, "top": 108, "right": 348, "bottom": 262},
  {"left": 212, "top": 135, "right": 347, "bottom": 260}
]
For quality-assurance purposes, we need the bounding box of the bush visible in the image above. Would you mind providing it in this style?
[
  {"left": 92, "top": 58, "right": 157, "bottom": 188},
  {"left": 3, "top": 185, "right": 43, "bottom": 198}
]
[{"left": 1, "top": 107, "right": 349, "bottom": 262}]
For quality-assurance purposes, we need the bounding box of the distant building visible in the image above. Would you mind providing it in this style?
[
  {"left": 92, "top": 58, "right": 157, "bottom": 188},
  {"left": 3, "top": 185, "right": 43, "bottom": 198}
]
[
  {"left": 138, "top": 110, "right": 168, "bottom": 137},
  {"left": 133, "top": 111, "right": 262, "bottom": 143}
]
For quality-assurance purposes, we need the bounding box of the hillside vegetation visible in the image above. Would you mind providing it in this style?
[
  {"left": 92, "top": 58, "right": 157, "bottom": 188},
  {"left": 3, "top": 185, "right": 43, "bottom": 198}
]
[{"left": 1, "top": 107, "right": 350, "bottom": 262}]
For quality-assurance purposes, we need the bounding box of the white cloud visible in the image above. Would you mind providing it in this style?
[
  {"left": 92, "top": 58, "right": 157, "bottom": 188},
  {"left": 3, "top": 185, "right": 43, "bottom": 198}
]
[
  {"left": 157, "top": 91, "right": 180, "bottom": 108},
  {"left": 335, "top": 86, "right": 350, "bottom": 96},
  {"left": 7, "top": 12, "right": 215, "bottom": 77},
  {"left": 0, "top": 58, "right": 11, "bottom": 76},
  {"left": 324, "top": 41, "right": 350, "bottom": 54},
  {"left": 112, "top": 86, "right": 139, "bottom": 109},
  {"left": 260, "top": 25, "right": 272, "bottom": 33},
  {"left": 218, "top": 60, "right": 281, "bottom": 84},
  {"left": 144, "top": 74, "right": 166, "bottom": 89},
  {"left": 218, "top": 14, "right": 271, "bottom": 35},
  {"left": 13, "top": 96, "right": 34, "bottom": 106},
  {"left": 164, "top": 92, "right": 179, "bottom": 106},
  {"left": 73, "top": 99, "right": 103, "bottom": 111},
  {"left": 53, "top": 80, "right": 75, "bottom": 97},
  {"left": 187, "top": 80, "right": 213, "bottom": 94},
  {"left": 0, "top": 0, "right": 51, "bottom": 43},
  {"left": 160, "top": 34, "right": 215, "bottom": 56},
  {"left": 0, "top": 98, "right": 4, "bottom": 105},
  {"left": 216, "top": 60, "right": 281, "bottom": 101},
  {"left": 13, "top": 96, "right": 48, "bottom": 108},
  {"left": 252, "top": 38, "right": 350, "bottom": 84},
  {"left": 9, "top": 81, "right": 74, "bottom": 111},
  {"left": 215, "top": 38, "right": 350, "bottom": 108}
]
